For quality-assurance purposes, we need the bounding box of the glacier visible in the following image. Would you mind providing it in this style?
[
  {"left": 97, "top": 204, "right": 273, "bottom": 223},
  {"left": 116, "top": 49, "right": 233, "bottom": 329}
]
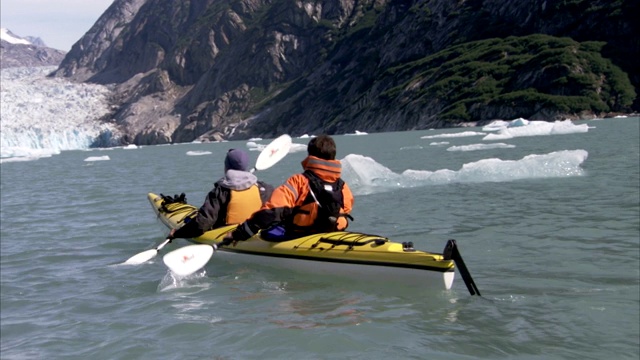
[{"left": 1, "top": 66, "right": 117, "bottom": 160}]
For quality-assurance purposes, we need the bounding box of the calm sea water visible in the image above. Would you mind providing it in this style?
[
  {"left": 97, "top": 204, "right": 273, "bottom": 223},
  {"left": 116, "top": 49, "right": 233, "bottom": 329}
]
[{"left": 1, "top": 118, "right": 638, "bottom": 359}]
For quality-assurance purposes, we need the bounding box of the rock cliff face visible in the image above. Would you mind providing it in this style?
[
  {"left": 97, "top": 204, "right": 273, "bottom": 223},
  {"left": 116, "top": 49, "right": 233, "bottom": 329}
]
[
  {"left": 51, "top": 0, "right": 147, "bottom": 82},
  {"left": 51, "top": 0, "right": 639, "bottom": 144}
]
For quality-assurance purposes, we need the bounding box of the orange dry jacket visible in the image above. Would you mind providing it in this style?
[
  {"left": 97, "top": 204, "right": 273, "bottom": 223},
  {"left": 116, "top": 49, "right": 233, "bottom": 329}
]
[{"left": 263, "top": 155, "right": 354, "bottom": 231}]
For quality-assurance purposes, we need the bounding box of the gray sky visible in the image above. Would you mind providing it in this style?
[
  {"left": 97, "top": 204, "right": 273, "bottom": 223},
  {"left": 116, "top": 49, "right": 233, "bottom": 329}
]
[{"left": 0, "top": 0, "right": 114, "bottom": 51}]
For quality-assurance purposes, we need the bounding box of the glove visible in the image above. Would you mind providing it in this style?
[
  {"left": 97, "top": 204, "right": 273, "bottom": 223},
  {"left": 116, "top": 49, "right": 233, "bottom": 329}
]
[
  {"left": 231, "top": 222, "right": 253, "bottom": 241},
  {"left": 216, "top": 233, "right": 236, "bottom": 248},
  {"left": 220, "top": 236, "right": 233, "bottom": 246}
]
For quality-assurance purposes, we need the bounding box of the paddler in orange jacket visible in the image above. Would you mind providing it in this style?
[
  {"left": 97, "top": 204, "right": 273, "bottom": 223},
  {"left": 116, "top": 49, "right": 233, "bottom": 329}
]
[{"left": 224, "top": 134, "right": 354, "bottom": 242}]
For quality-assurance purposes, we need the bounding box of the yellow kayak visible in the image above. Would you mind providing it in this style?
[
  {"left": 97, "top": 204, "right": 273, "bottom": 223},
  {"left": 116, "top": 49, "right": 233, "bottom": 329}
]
[{"left": 148, "top": 192, "right": 480, "bottom": 294}]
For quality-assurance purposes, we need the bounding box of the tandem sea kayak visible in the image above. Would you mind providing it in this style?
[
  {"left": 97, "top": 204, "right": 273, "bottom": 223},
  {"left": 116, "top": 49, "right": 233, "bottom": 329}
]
[{"left": 147, "top": 192, "right": 481, "bottom": 295}]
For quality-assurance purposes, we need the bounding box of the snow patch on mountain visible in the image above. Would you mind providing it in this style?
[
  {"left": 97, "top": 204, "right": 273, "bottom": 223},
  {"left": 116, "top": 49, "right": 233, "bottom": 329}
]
[{"left": 1, "top": 28, "right": 32, "bottom": 45}]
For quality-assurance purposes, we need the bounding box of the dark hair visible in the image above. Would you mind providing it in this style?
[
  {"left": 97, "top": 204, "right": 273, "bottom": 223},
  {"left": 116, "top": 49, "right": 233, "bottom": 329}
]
[{"left": 307, "top": 134, "right": 336, "bottom": 160}]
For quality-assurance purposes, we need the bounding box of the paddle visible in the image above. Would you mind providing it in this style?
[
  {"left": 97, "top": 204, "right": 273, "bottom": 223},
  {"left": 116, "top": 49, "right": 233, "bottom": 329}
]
[
  {"left": 252, "top": 134, "right": 292, "bottom": 172},
  {"left": 163, "top": 237, "right": 242, "bottom": 276},
  {"left": 443, "top": 239, "right": 481, "bottom": 296},
  {"left": 163, "top": 243, "right": 218, "bottom": 276},
  {"left": 161, "top": 134, "right": 293, "bottom": 275},
  {"left": 124, "top": 238, "right": 173, "bottom": 265}
]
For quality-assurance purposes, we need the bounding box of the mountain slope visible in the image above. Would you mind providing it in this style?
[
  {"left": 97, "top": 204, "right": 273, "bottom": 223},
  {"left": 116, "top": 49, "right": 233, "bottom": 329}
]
[{"left": 51, "top": 0, "right": 639, "bottom": 144}]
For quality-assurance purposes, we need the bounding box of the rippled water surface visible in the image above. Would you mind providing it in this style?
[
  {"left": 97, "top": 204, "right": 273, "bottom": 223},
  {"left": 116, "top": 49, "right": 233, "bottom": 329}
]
[{"left": 1, "top": 118, "right": 638, "bottom": 359}]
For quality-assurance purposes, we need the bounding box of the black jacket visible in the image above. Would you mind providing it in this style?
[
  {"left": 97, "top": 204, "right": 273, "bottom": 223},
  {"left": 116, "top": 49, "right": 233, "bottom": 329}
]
[{"left": 173, "top": 170, "right": 273, "bottom": 239}]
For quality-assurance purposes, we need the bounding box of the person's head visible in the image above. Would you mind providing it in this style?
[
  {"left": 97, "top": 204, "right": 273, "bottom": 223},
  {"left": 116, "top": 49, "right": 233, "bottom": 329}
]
[
  {"left": 307, "top": 134, "right": 336, "bottom": 160},
  {"left": 224, "top": 149, "right": 250, "bottom": 171}
]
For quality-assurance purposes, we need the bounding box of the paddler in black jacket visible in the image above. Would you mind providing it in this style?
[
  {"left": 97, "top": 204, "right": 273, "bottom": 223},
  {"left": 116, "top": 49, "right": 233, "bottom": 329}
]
[{"left": 167, "top": 149, "right": 274, "bottom": 240}]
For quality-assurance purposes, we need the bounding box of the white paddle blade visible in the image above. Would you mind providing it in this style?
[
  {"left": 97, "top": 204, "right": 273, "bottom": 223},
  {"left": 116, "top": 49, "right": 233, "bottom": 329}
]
[
  {"left": 255, "top": 134, "right": 292, "bottom": 171},
  {"left": 124, "top": 249, "right": 158, "bottom": 265},
  {"left": 163, "top": 244, "right": 214, "bottom": 276}
]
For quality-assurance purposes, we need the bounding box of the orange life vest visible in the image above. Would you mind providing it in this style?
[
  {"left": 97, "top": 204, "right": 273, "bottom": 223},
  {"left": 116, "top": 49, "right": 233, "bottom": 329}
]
[{"left": 225, "top": 185, "right": 262, "bottom": 224}]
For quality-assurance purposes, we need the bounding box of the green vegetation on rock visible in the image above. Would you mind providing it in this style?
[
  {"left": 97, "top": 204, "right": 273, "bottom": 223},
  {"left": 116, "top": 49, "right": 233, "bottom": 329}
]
[{"left": 382, "top": 34, "right": 635, "bottom": 123}]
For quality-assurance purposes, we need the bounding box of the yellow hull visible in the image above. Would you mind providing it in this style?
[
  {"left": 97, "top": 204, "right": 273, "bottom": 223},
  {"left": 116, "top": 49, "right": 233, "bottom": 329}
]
[{"left": 148, "top": 192, "right": 457, "bottom": 289}]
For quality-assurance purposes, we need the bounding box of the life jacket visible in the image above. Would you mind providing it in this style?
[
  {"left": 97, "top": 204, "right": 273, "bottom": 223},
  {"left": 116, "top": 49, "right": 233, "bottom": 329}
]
[
  {"left": 289, "top": 170, "right": 346, "bottom": 233},
  {"left": 225, "top": 185, "right": 262, "bottom": 224}
]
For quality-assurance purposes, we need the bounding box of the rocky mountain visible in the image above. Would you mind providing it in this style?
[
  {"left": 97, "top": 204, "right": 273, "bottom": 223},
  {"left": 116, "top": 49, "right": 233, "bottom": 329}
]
[
  {"left": 24, "top": 36, "right": 48, "bottom": 47},
  {"left": 51, "top": 0, "right": 639, "bottom": 145},
  {"left": 0, "top": 28, "right": 66, "bottom": 69}
]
